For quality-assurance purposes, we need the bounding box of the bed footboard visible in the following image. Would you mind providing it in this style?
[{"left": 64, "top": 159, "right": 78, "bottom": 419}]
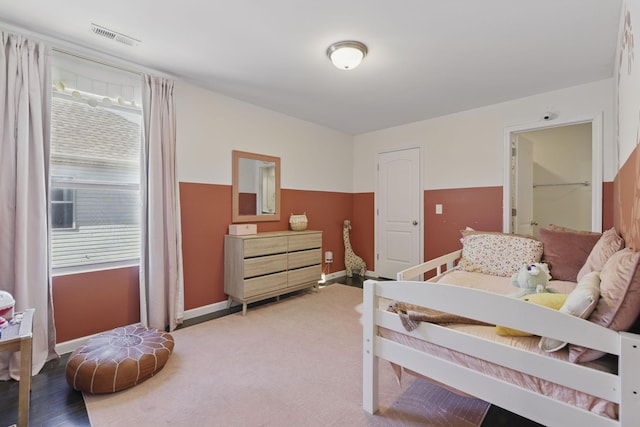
[
  {"left": 362, "top": 279, "right": 640, "bottom": 427},
  {"left": 396, "top": 249, "right": 461, "bottom": 281}
]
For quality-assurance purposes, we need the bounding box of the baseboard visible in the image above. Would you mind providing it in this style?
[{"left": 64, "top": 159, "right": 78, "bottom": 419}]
[
  {"left": 322, "top": 270, "right": 376, "bottom": 281},
  {"left": 55, "top": 331, "right": 104, "bottom": 355},
  {"left": 183, "top": 299, "right": 237, "bottom": 321},
  {"left": 318, "top": 270, "right": 342, "bottom": 284}
]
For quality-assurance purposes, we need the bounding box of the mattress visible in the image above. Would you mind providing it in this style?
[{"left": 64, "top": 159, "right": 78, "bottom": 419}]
[{"left": 378, "top": 269, "right": 618, "bottom": 420}]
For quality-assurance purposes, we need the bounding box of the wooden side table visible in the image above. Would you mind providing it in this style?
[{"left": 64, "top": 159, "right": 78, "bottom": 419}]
[{"left": 0, "top": 308, "right": 34, "bottom": 427}]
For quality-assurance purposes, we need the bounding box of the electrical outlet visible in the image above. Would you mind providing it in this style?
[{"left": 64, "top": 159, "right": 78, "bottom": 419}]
[{"left": 325, "top": 251, "right": 333, "bottom": 263}]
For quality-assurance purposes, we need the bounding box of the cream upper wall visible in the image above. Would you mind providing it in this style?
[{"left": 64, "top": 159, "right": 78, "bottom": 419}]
[
  {"left": 525, "top": 124, "right": 593, "bottom": 232},
  {"left": 353, "top": 79, "right": 615, "bottom": 192},
  {"left": 617, "top": 0, "right": 640, "bottom": 168},
  {"left": 0, "top": 20, "right": 621, "bottom": 196},
  {"left": 175, "top": 80, "right": 353, "bottom": 192},
  {"left": 0, "top": 20, "right": 354, "bottom": 193}
]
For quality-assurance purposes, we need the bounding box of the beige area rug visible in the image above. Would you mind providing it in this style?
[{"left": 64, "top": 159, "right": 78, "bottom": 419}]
[{"left": 84, "top": 284, "right": 489, "bottom": 426}]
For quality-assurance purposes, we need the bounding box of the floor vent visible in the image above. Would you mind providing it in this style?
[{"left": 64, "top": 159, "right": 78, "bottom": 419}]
[{"left": 90, "top": 23, "right": 140, "bottom": 47}]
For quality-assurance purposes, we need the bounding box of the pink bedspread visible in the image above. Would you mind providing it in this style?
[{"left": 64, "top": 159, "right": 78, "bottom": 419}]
[
  {"left": 432, "top": 269, "right": 578, "bottom": 294},
  {"left": 379, "top": 269, "right": 618, "bottom": 420}
]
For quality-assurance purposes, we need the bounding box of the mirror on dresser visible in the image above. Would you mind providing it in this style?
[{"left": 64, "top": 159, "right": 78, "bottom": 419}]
[{"left": 232, "top": 150, "right": 281, "bottom": 223}]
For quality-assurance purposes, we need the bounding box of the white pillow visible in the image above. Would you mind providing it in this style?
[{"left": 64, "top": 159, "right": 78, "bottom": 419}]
[{"left": 539, "top": 271, "right": 601, "bottom": 352}]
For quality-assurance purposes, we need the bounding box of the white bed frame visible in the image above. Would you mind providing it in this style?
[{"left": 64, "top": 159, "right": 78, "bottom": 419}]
[{"left": 362, "top": 250, "right": 640, "bottom": 427}]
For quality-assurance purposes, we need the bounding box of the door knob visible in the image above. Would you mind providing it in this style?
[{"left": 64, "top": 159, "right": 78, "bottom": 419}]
[
  {"left": 412, "top": 220, "right": 418, "bottom": 226},
  {"left": 530, "top": 221, "right": 539, "bottom": 226}
]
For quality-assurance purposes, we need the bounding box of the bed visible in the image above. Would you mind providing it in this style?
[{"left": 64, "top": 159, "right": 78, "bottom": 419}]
[{"left": 362, "top": 228, "right": 640, "bottom": 427}]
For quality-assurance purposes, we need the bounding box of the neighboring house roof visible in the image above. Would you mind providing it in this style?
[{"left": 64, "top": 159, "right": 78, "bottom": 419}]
[{"left": 50, "top": 96, "right": 140, "bottom": 168}]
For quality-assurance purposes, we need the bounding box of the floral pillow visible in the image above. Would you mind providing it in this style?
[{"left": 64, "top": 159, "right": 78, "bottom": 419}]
[{"left": 458, "top": 230, "right": 543, "bottom": 277}]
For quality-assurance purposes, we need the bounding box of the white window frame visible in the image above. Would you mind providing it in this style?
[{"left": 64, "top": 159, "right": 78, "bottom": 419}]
[
  {"left": 50, "top": 180, "right": 76, "bottom": 230},
  {"left": 49, "top": 90, "right": 142, "bottom": 276}
]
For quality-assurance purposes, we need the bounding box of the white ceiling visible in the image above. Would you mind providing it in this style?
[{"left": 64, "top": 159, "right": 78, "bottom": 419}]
[{"left": 0, "top": 0, "right": 623, "bottom": 135}]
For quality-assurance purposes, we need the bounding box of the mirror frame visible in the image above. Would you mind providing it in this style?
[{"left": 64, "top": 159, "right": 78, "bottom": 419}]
[{"left": 232, "top": 150, "right": 281, "bottom": 223}]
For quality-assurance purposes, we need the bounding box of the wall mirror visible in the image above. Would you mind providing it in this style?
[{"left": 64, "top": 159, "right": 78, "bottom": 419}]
[{"left": 232, "top": 150, "right": 281, "bottom": 223}]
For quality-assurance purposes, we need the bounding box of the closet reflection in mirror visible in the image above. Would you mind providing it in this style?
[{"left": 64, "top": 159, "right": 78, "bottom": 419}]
[{"left": 232, "top": 150, "right": 281, "bottom": 223}]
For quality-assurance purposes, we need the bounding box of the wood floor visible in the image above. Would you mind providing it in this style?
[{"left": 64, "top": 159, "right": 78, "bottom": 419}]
[
  {"left": 0, "top": 278, "right": 541, "bottom": 427},
  {"left": 0, "top": 352, "right": 89, "bottom": 427}
]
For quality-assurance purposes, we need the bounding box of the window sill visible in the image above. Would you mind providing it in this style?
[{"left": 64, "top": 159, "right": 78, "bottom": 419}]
[{"left": 51, "top": 259, "right": 140, "bottom": 277}]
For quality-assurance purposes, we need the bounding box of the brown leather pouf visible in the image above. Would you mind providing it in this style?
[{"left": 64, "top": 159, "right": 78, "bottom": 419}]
[{"left": 66, "top": 325, "right": 175, "bottom": 394}]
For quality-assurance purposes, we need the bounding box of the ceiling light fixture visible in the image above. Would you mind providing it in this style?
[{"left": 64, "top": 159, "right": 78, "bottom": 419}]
[{"left": 326, "top": 41, "right": 368, "bottom": 70}]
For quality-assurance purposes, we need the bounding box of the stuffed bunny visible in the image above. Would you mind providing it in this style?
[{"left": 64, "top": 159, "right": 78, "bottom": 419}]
[{"left": 510, "top": 263, "right": 551, "bottom": 297}]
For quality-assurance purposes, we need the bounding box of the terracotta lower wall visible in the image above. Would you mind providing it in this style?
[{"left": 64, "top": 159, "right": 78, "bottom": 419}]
[
  {"left": 424, "top": 187, "right": 503, "bottom": 262},
  {"left": 603, "top": 181, "right": 614, "bottom": 232},
  {"left": 423, "top": 183, "right": 614, "bottom": 262},
  {"left": 180, "top": 182, "right": 232, "bottom": 308},
  {"left": 350, "top": 193, "right": 375, "bottom": 271},
  {"left": 614, "top": 145, "right": 640, "bottom": 251},
  {"left": 51, "top": 181, "right": 616, "bottom": 343},
  {"left": 179, "top": 183, "right": 360, "bottom": 310},
  {"left": 52, "top": 267, "right": 140, "bottom": 343},
  {"left": 281, "top": 189, "right": 359, "bottom": 276}
]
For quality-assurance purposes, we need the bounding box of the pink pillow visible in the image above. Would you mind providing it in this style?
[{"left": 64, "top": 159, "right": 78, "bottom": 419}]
[
  {"left": 576, "top": 227, "right": 624, "bottom": 281},
  {"left": 538, "top": 227, "right": 601, "bottom": 282},
  {"left": 569, "top": 248, "right": 640, "bottom": 363}
]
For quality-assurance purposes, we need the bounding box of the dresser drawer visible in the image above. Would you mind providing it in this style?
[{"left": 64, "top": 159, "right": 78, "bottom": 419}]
[
  {"left": 225, "top": 230, "right": 323, "bottom": 315},
  {"left": 288, "top": 233, "right": 322, "bottom": 251},
  {"left": 243, "top": 272, "right": 288, "bottom": 298},
  {"left": 244, "top": 236, "right": 287, "bottom": 257},
  {"left": 288, "top": 248, "right": 321, "bottom": 269},
  {"left": 243, "top": 253, "right": 287, "bottom": 278},
  {"left": 288, "top": 265, "right": 321, "bottom": 287}
]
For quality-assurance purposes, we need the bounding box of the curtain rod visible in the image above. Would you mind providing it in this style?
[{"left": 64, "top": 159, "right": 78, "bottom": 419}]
[{"left": 52, "top": 47, "right": 143, "bottom": 77}]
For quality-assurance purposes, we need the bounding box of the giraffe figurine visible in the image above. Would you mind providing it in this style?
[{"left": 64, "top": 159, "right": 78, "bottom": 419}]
[{"left": 343, "top": 219, "right": 367, "bottom": 278}]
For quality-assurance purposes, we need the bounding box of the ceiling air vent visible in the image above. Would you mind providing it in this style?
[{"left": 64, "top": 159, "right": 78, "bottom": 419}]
[{"left": 90, "top": 23, "right": 140, "bottom": 47}]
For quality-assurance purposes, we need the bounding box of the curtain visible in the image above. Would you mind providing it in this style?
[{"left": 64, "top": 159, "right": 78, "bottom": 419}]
[
  {"left": 0, "top": 32, "right": 57, "bottom": 379},
  {"left": 140, "top": 75, "right": 184, "bottom": 331}
]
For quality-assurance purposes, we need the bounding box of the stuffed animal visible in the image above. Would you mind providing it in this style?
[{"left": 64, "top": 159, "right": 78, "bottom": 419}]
[
  {"left": 343, "top": 219, "right": 367, "bottom": 278},
  {"left": 510, "top": 263, "right": 551, "bottom": 297},
  {"left": 0, "top": 290, "right": 15, "bottom": 328}
]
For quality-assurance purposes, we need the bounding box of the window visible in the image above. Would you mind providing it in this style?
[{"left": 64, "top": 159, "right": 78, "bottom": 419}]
[
  {"left": 50, "top": 53, "right": 142, "bottom": 272},
  {"left": 51, "top": 186, "right": 75, "bottom": 229}
]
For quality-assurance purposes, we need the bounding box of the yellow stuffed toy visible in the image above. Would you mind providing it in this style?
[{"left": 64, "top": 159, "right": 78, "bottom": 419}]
[{"left": 496, "top": 292, "right": 568, "bottom": 336}]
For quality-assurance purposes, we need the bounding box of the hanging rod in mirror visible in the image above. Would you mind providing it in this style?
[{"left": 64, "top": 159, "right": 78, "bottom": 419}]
[{"left": 533, "top": 181, "right": 590, "bottom": 188}]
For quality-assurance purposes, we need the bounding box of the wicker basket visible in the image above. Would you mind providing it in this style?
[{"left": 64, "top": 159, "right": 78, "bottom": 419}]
[{"left": 289, "top": 213, "right": 308, "bottom": 231}]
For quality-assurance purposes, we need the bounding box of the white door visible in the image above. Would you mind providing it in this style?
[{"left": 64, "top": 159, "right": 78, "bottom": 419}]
[
  {"left": 376, "top": 148, "right": 421, "bottom": 279},
  {"left": 515, "top": 136, "right": 534, "bottom": 235}
]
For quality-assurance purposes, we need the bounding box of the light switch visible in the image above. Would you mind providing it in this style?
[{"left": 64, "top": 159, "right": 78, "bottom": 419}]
[{"left": 435, "top": 204, "right": 443, "bottom": 215}]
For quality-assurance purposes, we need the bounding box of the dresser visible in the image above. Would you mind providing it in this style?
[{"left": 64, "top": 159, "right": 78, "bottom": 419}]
[{"left": 224, "top": 230, "right": 322, "bottom": 315}]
